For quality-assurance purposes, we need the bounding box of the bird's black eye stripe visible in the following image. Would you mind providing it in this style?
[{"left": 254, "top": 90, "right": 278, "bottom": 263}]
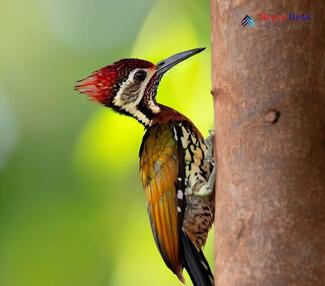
[{"left": 134, "top": 70, "right": 147, "bottom": 82}]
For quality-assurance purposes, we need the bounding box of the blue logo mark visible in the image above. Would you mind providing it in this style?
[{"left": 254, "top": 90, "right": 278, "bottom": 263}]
[{"left": 241, "top": 15, "right": 255, "bottom": 27}]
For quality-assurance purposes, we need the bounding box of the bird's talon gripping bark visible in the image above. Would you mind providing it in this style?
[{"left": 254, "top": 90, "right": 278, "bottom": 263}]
[
  {"left": 196, "top": 166, "right": 216, "bottom": 197},
  {"left": 204, "top": 130, "right": 215, "bottom": 165}
]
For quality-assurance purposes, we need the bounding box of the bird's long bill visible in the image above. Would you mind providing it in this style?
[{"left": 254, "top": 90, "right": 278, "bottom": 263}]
[{"left": 155, "top": 48, "right": 205, "bottom": 76}]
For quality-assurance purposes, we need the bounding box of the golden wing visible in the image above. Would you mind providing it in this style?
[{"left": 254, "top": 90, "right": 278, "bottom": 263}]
[{"left": 139, "top": 123, "right": 184, "bottom": 282}]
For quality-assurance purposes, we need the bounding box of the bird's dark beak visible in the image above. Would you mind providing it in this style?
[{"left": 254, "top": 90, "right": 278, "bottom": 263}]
[{"left": 156, "top": 47, "right": 205, "bottom": 76}]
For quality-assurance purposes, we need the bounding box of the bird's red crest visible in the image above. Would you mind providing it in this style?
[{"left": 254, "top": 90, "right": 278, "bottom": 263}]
[
  {"left": 75, "top": 59, "right": 155, "bottom": 104},
  {"left": 75, "top": 66, "right": 119, "bottom": 104}
]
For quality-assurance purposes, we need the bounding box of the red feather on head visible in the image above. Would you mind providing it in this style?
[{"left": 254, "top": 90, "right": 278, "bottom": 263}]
[
  {"left": 75, "top": 59, "right": 155, "bottom": 104},
  {"left": 75, "top": 66, "right": 118, "bottom": 103}
]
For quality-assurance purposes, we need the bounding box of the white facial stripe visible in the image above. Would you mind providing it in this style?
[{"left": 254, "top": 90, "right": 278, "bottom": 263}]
[
  {"left": 128, "top": 108, "right": 150, "bottom": 125},
  {"left": 148, "top": 99, "right": 160, "bottom": 114},
  {"left": 112, "top": 68, "right": 160, "bottom": 125},
  {"left": 113, "top": 68, "right": 153, "bottom": 108}
]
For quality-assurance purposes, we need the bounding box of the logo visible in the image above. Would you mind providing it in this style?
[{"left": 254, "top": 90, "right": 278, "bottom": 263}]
[
  {"left": 241, "top": 15, "right": 255, "bottom": 27},
  {"left": 259, "top": 13, "right": 311, "bottom": 23},
  {"left": 241, "top": 13, "right": 311, "bottom": 28}
]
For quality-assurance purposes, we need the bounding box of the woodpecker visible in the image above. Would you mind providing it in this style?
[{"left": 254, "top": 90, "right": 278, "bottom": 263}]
[{"left": 75, "top": 48, "right": 216, "bottom": 286}]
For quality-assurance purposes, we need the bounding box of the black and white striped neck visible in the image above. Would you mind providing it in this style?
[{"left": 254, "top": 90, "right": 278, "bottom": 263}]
[{"left": 114, "top": 102, "right": 161, "bottom": 128}]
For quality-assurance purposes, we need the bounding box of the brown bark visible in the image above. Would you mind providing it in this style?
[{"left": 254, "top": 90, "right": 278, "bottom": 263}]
[{"left": 211, "top": 1, "right": 325, "bottom": 285}]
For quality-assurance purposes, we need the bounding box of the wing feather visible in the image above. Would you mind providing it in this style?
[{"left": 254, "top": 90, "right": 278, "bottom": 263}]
[{"left": 139, "top": 123, "right": 184, "bottom": 281}]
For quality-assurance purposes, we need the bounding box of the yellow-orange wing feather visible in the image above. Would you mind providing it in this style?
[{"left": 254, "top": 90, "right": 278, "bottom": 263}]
[{"left": 139, "top": 123, "right": 185, "bottom": 282}]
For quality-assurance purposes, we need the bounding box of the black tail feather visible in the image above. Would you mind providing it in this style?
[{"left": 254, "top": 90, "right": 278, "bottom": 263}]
[{"left": 181, "top": 231, "right": 214, "bottom": 286}]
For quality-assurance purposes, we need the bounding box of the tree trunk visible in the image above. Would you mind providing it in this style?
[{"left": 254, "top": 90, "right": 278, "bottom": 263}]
[{"left": 211, "top": 1, "right": 325, "bottom": 285}]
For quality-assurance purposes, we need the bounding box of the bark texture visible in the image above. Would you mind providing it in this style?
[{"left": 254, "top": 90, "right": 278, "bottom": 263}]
[{"left": 211, "top": 1, "right": 325, "bottom": 285}]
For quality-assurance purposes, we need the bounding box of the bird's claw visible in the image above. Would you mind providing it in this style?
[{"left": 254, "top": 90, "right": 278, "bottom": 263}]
[
  {"left": 204, "top": 130, "right": 215, "bottom": 165},
  {"left": 195, "top": 166, "right": 216, "bottom": 197}
]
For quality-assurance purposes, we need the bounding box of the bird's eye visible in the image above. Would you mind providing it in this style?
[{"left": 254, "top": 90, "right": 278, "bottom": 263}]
[{"left": 134, "top": 70, "right": 147, "bottom": 82}]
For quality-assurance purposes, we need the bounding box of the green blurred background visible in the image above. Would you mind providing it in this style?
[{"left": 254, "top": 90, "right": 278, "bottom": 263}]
[{"left": 0, "top": 0, "right": 213, "bottom": 285}]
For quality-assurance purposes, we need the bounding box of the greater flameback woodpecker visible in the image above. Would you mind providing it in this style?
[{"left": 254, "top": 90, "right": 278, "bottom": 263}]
[{"left": 75, "top": 48, "right": 216, "bottom": 286}]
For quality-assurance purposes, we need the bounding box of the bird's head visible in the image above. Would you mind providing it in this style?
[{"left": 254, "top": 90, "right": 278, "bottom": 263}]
[{"left": 75, "top": 48, "right": 205, "bottom": 126}]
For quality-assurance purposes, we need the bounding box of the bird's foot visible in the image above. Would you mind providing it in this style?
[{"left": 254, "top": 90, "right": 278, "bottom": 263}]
[
  {"left": 195, "top": 166, "right": 216, "bottom": 197},
  {"left": 204, "top": 130, "right": 215, "bottom": 165}
]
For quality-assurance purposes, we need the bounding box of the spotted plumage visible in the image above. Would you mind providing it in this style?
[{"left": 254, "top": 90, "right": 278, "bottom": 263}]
[
  {"left": 173, "top": 122, "right": 215, "bottom": 248},
  {"left": 75, "top": 48, "right": 215, "bottom": 286}
]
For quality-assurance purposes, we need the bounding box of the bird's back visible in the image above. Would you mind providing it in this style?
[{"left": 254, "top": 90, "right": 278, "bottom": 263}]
[{"left": 139, "top": 106, "right": 215, "bottom": 284}]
